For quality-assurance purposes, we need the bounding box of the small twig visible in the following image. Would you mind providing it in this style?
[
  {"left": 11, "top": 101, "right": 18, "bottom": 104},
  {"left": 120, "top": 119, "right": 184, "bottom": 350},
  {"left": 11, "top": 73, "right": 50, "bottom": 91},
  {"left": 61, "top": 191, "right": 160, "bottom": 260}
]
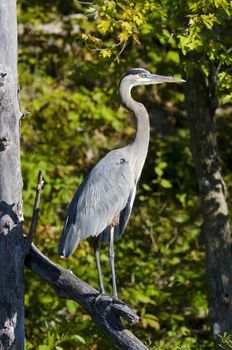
[
  {"left": 24, "top": 170, "right": 44, "bottom": 254},
  {"left": 74, "top": 0, "right": 92, "bottom": 4},
  {"left": 19, "top": 111, "right": 29, "bottom": 121},
  {"left": 28, "top": 170, "right": 44, "bottom": 241},
  {"left": 84, "top": 40, "right": 125, "bottom": 53},
  {"left": 114, "top": 40, "right": 127, "bottom": 60}
]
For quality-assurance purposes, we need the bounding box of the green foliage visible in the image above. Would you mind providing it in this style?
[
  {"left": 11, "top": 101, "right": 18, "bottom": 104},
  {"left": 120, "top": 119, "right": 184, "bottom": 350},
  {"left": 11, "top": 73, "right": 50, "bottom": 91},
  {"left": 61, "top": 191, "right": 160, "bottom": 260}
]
[
  {"left": 79, "top": 0, "right": 232, "bottom": 102},
  {"left": 219, "top": 333, "right": 232, "bottom": 349},
  {"left": 17, "top": 0, "right": 231, "bottom": 349}
]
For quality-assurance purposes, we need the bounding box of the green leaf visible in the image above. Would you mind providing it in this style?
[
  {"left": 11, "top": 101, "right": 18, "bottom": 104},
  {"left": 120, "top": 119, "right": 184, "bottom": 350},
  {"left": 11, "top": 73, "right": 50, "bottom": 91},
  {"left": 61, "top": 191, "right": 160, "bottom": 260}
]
[
  {"left": 66, "top": 300, "right": 78, "bottom": 314},
  {"left": 160, "top": 178, "right": 172, "bottom": 188},
  {"left": 155, "top": 166, "right": 163, "bottom": 176}
]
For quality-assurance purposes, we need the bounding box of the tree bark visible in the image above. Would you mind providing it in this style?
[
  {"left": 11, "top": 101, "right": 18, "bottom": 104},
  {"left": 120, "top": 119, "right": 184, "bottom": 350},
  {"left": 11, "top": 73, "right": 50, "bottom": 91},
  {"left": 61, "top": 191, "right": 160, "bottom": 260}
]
[
  {"left": 0, "top": 1, "right": 25, "bottom": 349},
  {"left": 185, "top": 66, "right": 232, "bottom": 348}
]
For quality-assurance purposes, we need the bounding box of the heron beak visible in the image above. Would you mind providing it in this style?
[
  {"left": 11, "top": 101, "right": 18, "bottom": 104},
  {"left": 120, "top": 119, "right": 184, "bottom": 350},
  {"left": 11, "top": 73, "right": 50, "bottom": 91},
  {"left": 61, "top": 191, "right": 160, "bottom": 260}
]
[{"left": 147, "top": 73, "right": 186, "bottom": 84}]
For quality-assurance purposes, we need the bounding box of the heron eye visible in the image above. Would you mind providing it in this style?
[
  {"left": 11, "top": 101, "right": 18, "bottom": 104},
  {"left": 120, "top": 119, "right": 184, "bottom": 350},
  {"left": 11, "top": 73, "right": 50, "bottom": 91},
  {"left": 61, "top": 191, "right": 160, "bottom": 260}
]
[{"left": 138, "top": 73, "right": 144, "bottom": 78}]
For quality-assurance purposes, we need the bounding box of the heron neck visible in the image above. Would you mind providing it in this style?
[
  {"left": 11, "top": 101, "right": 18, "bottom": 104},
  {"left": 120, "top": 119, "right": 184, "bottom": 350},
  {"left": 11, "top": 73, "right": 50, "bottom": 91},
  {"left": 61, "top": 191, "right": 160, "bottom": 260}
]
[
  {"left": 120, "top": 84, "right": 150, "bottom": 181},
  {"left": 130, "top": 102, "right": 150, "bottom": 180},
  {"left": 132, "top": 101, "right": 150, "bottom": 150}
]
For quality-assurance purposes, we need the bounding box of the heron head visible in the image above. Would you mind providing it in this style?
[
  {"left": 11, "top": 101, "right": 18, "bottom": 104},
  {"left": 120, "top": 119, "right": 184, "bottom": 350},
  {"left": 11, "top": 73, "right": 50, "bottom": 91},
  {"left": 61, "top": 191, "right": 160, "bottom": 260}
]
[{"left": 121, "top": 68, "right": 185, "bottom": 87}]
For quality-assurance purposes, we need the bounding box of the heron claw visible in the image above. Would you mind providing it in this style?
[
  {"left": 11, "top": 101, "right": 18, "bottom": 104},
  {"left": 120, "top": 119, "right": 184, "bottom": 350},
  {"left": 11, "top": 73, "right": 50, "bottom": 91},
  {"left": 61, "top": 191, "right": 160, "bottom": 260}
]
[
  {"left": 112, "top": 297, "right": 126, "bottom": 305},
  {"left": 94, "top": 293, "right": 125, "bottom": 306},
  {"left": 94, "top": 293, "right": 112, "bottom": 304}
]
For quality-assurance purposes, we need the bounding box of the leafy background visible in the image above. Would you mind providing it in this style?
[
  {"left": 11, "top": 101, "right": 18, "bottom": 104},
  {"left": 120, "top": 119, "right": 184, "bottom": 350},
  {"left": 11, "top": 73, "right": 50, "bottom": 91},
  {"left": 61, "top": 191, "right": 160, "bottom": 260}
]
[{"left": 17, "top": 0, "right": 231, "bottom": 349}]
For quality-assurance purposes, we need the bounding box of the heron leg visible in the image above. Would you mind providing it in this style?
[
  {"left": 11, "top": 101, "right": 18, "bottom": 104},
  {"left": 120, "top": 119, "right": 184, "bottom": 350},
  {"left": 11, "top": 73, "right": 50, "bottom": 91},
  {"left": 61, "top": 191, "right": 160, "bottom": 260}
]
[
  {"left": 94, "top": 237, "right": 105, "bottom": 294},
  {"left": 109, "top": 227, "right": 118, "bottom": 300}
]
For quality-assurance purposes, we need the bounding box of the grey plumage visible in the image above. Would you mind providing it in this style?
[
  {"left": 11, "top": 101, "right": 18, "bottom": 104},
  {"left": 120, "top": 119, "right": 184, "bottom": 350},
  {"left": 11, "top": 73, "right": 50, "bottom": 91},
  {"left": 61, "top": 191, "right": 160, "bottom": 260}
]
[
  {"left": 58, "top": 68, "right": 185, "bottom": 298},
  {"left": 59, "top": 148, "right": 135, "bottom": 257}
]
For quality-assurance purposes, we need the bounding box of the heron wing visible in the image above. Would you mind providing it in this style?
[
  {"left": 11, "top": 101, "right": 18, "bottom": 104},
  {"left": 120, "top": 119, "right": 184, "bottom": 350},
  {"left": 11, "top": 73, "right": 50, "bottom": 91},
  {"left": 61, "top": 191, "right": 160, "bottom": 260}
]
[
  {"left": 99, "top": 186, "right": 136, "bottom": 242},
  {"left": 58, "top": 149, "right": 135, "bottom": 257}
]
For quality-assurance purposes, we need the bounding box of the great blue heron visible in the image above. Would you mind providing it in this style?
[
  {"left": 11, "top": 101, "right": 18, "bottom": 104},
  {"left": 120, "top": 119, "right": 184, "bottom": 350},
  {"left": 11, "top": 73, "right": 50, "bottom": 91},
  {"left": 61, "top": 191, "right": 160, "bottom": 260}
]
[{"left": 58, "top": 68, "right": 185, "bottom": 300}]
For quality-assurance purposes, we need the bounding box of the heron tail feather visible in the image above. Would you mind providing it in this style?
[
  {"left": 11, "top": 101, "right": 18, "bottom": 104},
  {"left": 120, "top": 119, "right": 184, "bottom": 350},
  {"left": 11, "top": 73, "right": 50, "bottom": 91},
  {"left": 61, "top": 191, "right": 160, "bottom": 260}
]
[{"left": 58, "top": 225, "right": 80, "bottom": 257}]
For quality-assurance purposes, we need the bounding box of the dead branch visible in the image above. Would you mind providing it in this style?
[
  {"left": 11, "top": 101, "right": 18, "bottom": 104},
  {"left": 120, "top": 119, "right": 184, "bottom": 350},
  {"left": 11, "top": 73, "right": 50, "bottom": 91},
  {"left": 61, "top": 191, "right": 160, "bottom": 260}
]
[
  {"left": 25, "top": 245, "right": 149, "bottom": 350},
  {"left": 24, "top": 170, "right": 44, "bottom": 255}
]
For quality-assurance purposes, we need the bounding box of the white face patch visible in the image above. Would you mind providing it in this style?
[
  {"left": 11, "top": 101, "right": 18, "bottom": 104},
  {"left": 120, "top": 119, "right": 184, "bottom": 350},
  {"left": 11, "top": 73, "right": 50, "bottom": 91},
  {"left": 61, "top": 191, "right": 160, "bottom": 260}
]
[{"left": 133, "top": 78, "right": 155, "bottom": 86}]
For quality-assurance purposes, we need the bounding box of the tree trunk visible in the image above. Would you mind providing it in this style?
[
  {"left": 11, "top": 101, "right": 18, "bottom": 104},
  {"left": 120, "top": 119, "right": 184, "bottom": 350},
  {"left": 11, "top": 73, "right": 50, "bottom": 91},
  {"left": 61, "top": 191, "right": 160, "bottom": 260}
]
[
  {"left": 185, "top": 66, "right": 232, "bottom": 348},
  {"left": 0, "top": 1, "right": 25, "bottom": 349}
]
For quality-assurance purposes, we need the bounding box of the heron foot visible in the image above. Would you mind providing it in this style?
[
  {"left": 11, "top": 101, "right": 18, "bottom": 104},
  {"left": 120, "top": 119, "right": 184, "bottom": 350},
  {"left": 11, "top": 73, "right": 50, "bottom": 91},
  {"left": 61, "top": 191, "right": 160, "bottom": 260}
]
[
  {"left": 112, "top": 297, "right": 126, "bottom": 306},
  {"left": 95, "top": 295, "right": 138, "bottom": 324},
  {"left": 94, "top": 293, "right": 112, "bottom": 304},
  {"left": 111, "top": 300, "right": 140, "bottom": 324}
]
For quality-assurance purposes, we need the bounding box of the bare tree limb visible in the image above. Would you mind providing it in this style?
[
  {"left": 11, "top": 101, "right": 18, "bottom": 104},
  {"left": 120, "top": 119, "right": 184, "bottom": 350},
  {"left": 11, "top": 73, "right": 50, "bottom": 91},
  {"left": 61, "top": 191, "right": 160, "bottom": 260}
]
[
  {"left": 25, "top": 245, "right": 149, "bottom": 350},
  {"left": 24, "top": 170, "right": 44, "bottom": 255}
]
